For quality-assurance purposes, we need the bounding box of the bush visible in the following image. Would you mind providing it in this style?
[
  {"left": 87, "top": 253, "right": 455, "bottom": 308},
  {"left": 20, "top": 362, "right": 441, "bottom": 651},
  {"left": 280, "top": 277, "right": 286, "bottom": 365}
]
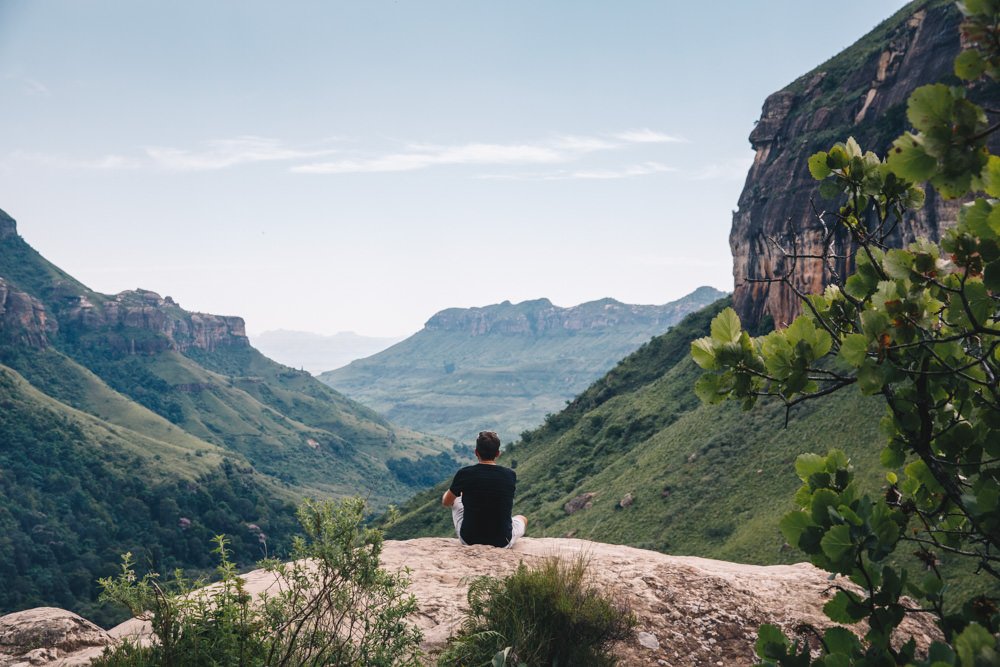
[
  {"left": 437, "top": 556, "right": 635, "bottom": 667},
  {"left": 93, "top": 497, "right": 422, "bottom": 667}
]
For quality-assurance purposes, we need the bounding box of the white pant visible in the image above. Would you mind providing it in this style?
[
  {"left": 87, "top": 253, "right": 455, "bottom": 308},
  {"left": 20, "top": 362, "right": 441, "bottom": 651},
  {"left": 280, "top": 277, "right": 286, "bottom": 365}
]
[{"left": 451, "top": 496, "right": 525, "bottom": 548}]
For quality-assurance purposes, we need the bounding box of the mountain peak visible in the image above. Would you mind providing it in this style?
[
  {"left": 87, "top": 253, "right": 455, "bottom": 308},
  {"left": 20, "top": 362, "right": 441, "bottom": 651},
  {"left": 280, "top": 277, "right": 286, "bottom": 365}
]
[{"left": 0, "top": 209, "right": 17, "bottom": 240}]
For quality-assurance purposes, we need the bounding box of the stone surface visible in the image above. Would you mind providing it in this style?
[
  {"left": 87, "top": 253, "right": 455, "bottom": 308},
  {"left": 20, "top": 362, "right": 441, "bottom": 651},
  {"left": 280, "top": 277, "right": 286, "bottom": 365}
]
[
  {"left": 729, "top": 3, "right": 998, "bottom": 328},
  {"left": 108, "top": 537, "right": 942, "bottom": 667},
  {"left": 564, "top": 491, "right": 596, "bottom": 514},
  {"left": 0, "top": 608, "right": 111, "bottom": 666},
  {"left": 0, "top": 279, "right": 57, "bottom": 349}
]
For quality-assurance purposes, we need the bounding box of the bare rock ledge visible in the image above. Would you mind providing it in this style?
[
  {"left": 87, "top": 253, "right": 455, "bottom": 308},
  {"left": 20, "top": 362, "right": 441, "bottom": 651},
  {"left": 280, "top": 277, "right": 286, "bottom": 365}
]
[{"left": 2, "top": 537, "right": 940, "bottom": 666}]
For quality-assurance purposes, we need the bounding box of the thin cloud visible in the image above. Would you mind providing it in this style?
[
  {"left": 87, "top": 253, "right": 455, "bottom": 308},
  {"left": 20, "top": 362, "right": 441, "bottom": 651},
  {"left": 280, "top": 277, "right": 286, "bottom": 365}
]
[
  {"left": 3, "top": 73, "right": 50, "bottom": 96},
  {"left": 614, "top": 128, "right": 686, "bottom": 144},
  {"left": 293, "top": 142, "right": 566, "bottom": 174},
  {"left": 294, "top": 130, "right": 679, "bottom": 176},
  {"left": 9, "top": 151, "right": 139, "bottom": 170},
  {"left": 146, "top": 136, "right": 339, "bottom": 171},
  {"left": 478, "top": 162, "right": 675, "bottom": 181},
  {"left": 560, "top": 162, "right": 675, "bottom": 180}
]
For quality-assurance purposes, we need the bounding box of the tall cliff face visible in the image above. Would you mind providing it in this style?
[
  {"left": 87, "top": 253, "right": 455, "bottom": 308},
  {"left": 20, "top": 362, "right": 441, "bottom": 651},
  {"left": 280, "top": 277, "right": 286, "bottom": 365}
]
[
  {"left": 0, "top": 278, "right": 57, "bottom": 348},
  {"left": 731, "top": 1, "right": 968, "bottom": 327}
]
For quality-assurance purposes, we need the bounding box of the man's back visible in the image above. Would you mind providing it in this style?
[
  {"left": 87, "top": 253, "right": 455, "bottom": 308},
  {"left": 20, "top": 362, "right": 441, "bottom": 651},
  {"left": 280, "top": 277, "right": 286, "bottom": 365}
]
[{"left": 449, "top": 463, "right": 516, "bottom": 547}]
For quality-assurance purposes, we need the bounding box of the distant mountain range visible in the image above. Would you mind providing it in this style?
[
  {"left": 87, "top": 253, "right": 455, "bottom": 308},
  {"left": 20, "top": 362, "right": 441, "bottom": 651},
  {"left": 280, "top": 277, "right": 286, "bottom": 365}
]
[
  {"left": 0, "top": 208, "right": 453, "bottom": 622},
  {"left": 250, "top": 330, "right": 404, "bottom": 375},
  {"left": 318, "top": 287, "right": 726, "bottom": 443}
]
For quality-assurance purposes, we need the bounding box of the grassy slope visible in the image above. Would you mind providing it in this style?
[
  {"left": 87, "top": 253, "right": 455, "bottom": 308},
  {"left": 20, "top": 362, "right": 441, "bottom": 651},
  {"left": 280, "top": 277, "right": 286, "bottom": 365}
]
[{"left": 387, "top": 300, "right": 993, "bottom": 600}]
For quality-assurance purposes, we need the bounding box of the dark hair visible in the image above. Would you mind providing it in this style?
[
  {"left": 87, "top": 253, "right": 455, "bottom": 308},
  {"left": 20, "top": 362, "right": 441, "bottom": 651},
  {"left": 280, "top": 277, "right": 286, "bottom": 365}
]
[{"left": 476, "top": 431, "right": 501, "bottom": 461}]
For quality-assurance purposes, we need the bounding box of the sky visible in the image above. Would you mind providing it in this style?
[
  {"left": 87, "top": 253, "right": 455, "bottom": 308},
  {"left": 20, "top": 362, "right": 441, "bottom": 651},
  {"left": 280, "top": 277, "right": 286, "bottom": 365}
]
[{"left": 0, "top": 0, "right": 909, "bottom": 337}]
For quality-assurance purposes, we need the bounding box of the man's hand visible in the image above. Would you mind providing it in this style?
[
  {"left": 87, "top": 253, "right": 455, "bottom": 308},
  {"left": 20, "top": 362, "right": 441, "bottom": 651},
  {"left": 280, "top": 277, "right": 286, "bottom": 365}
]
[{"left": 442, "top": 489, "right": 457, "bottom": 507}]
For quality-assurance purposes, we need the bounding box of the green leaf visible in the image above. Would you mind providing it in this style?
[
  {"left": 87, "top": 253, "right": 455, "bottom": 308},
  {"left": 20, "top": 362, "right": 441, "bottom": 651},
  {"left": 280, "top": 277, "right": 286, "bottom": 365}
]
[
  {"left": 811, "top": 488, "right": 840, "bottom": 524},
  {"left": 823, "top": 626, "right": 861, "bottom": 655},
  {"left": 827, "top": 144, "right": 850, "bottom": 169},
  {"left": 857, "top": 360, "right": 886, "bottom": 395},
  {"left": 694, "top": 373, "right": 725, "bottom": 404},
  {"left": 795, "top": 453, "right": 826, "bottom": 481},
  {"left": 965, "top": 279, "right": 992, "bottom": 324},
  {"left": 960, "top": 199, "right": 995, "bottom": 238},
  {"left": 819, "top": 179, "right": 843, "bottom": 200},
  {"left": 839, "top": 334, "right": 868, "bottom": 366},
  {"left": 710, "top": 307, "right": 742, "bottom": 344},
  {"left": 907, "top": 84, "right": 953, "bottom": 132},
  {"left": 690, "top": 337, "right": 718, "bottom": 370},
  {"left": 823, "top": 590, "right": 866, "bottom": 623},
  {"left": 809, "top": 151, "right": 832, "bottom": 180},
  {"left": 845, "top": 137, "right": 862, "bottom": 158},
  {"left": 880, "top": 446, "right": 905, "bottom": 468},
  {"left": 983, "top": 155, "right": 1000, "bottom": 198},
  {"left": 755, "top": 623, "right": 790, "bottom": 658},
  {"left": 901, "top": 184, "right": 926, "bottom": 210},
  {"left": 884, "top": 249, "right": 914, "bottom": 279},
  {"left": 888, "top": 133, "right": 937, "bottom": 182},
  {"left": 955, "top": 623, "right": 996, "bottom": 666},
  {"left": 955, "top": 48, "right": 987, "bottom": 80},
  {"left": 779, "top": 512, "right": 814, "bottom": 548},
  {"left": 820, "top": 524, "right": 854, "bottom": 561}
]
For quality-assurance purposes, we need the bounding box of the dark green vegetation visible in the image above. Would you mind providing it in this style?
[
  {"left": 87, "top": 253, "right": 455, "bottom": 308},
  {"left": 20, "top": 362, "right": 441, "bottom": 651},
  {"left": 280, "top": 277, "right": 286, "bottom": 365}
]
[
  {"left": 94, "top": 498, "right": 422, "bottom": 667},
  {"left": 0, "top": 213, "right": 453, "bottom": 621},
  {"left": 437, "top": 556, "right": 634, "bottom": 667},
  {"left": 699, "top": 1, "right": 1000, "bottom": 662},
  {"left": 319, "top": 287, "right": 725, "bottom": 443}
]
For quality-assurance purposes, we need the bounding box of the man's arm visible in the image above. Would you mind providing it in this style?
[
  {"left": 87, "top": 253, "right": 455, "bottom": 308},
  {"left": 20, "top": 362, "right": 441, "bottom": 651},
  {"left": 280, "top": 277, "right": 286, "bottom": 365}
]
[{"left": 442, "top": 489, "right": 458, "bottom": 507}]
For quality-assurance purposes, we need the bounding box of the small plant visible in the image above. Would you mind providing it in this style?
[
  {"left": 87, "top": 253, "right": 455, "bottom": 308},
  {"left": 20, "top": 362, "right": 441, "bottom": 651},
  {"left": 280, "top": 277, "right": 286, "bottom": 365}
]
[
  {"left": 93, "top": 497, "right": 422, "bottom": 667},
  {"left": 437, "top": 556, "right": 635, "bottom": 667}
]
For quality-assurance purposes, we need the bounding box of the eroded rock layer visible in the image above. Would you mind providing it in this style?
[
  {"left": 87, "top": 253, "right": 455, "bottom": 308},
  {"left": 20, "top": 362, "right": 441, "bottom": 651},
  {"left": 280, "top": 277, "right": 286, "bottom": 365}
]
[{"left": 731, "top": 2, "right": 969, "bottom": 327}]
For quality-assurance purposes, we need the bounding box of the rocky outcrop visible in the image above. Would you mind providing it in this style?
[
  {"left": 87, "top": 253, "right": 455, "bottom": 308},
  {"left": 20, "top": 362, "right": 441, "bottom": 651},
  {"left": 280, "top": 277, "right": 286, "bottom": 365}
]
[
  {"left": 0, "top": 608, "right": 111, "bottom": 666},
  {"left": 0, "top": 279, "right": 57, "bottom": 348},
  {"left": 7, "top": 538, "right": 940, "bottom": 667},
  {"left": 425, "top": 287, "right": 726, "bottom": 336},
  {"left": 730, "top": 2, "right": 980, "bottom": 327},
  {"left": 61, "top": 289, "right": 248, "bottom": 354}
]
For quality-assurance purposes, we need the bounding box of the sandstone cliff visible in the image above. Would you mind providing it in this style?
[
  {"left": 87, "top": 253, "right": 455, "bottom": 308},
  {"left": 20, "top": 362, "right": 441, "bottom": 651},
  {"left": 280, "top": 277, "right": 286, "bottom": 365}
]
[
  {"left": 730, "top": 1, "right": 985, "bottom": 327},
  {"left": 0, "top": 538, "right": 940, "bottom": 667},
  {"left": 0, "top": 279, "right": 57, "bottom": 349}
]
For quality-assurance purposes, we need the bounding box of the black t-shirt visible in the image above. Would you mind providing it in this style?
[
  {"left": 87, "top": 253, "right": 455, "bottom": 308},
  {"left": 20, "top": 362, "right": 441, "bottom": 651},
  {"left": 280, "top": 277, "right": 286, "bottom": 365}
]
[{"left": 449, "top": 463, "right": 516, "bottom": 547}]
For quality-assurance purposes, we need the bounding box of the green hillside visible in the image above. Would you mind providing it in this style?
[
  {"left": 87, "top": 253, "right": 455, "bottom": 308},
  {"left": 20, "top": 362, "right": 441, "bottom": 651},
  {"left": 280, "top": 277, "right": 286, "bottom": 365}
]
[
  {"left": 0, "top": 363, "right": 300, "bottom": 626},
  {"left": 319, "top": 287, "right": 725, "bottom": 443},
  {"left": 387, "top": 300, "right": 993, "bottom": 599},
  {"left": 0, "top": 209, "right": 456, "bottom": 620},
  {"left": 0, "top": 212, "right": 454, "bottom": 502}
]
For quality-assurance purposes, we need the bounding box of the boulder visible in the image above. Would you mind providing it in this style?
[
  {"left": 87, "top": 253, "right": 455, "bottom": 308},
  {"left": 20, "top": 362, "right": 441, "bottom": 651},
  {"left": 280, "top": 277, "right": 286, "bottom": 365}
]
[{"left": 0, "top": 608, "right": 111, "bottom": 666}]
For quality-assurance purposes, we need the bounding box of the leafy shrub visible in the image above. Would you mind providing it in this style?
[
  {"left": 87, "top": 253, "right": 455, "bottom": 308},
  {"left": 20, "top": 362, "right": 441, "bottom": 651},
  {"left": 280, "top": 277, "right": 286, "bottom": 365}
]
[
  {"left": 93, "top": 497, "right": 422, "bottom": 667},
  {"left": 437, "top": 556, "right": 635, "bottom": 667}
]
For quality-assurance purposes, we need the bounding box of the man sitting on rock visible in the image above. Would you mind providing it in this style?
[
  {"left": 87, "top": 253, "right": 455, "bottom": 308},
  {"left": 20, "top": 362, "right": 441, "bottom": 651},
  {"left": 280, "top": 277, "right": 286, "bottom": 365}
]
[{"left": 442, "top": 430, "right": 527, "bottom": 548}]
